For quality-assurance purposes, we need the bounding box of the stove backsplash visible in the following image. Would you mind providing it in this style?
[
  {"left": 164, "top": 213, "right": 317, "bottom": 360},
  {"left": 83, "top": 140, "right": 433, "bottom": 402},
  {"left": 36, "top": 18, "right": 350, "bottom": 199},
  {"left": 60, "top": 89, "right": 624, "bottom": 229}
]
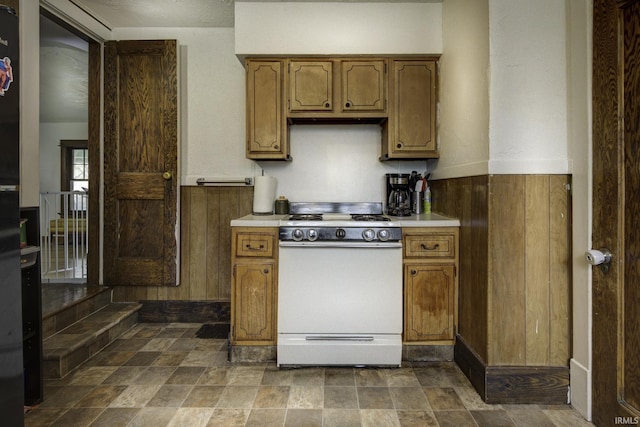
[{"left": 259, "top": 124, "right": 427, "bottom": 204}]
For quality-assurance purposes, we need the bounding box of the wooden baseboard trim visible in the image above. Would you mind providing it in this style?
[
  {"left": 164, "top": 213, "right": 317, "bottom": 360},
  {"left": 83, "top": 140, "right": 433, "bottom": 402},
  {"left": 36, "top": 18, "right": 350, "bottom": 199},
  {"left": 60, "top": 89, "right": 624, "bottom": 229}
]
[
  {"left": 454, "top": 335, "right": 487, "bottom": 400},
  {"left": 138, "top": 300, "right": 230, "bottom": 323},
  {"left": 455, "top": 335, "right": 570, "bottom": 404}
]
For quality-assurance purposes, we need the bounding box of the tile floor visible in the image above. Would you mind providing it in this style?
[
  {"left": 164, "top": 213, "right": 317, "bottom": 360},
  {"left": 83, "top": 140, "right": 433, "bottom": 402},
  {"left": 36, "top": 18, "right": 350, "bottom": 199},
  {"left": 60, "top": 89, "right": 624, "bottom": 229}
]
[{"left": 25, "top": 323, "right": 594, "bottom": 427}]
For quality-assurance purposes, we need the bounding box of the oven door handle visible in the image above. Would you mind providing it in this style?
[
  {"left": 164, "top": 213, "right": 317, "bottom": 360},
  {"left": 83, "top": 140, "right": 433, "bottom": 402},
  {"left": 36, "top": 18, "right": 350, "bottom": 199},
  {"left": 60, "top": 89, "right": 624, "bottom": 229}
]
[
  {"left": 305, "top": 336, "right": 375, "bottom": 342},
  {"left": 279, "top": 241, "right": 402, "bottom": 249}
]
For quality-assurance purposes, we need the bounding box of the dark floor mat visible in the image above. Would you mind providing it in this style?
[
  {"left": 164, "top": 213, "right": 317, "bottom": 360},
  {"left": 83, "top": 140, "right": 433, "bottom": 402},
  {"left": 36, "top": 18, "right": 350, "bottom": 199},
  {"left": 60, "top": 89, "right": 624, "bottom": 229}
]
[{"left": 195, "top": 323, "right": 230, "bottom": 339}]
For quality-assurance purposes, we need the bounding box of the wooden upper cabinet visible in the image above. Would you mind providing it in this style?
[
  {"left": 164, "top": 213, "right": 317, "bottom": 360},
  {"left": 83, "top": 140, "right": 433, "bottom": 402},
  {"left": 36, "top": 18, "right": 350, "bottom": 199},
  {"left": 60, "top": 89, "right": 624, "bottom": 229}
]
[
  {"left": 287, "top": 59, "right": 387, "bottom": 117},
  {"left": 341, "top": 60, "right": 386, "bottom": 113},
  {"left": 382, "top": 60, "right": 438, "bottom": 160},
  {"left": 289, "top": 60, "right": 333, "bottom": 112},
  {"left": 246, "top": 60, "right": 289, "bottom": 160},
  {"left": 244, "top": 56, "right": 439, "bottom": 161}
]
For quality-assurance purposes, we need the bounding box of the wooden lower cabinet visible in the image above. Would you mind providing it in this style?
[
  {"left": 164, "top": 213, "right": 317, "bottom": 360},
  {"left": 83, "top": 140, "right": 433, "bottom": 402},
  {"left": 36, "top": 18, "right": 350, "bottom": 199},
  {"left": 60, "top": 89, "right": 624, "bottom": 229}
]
[
  {"left": 232, "top": 262, "right": 276, "bottom": 343},
  {"left": 403, "top": 227, "right": 458, "bottom": 345},
  {"left": 404, "top": 264, "right": 455, "bottom": 341},
  {"left": 230, "top": 226, "right": 459, "bottom": 351},
  {"left": 231, "top": 227, "right": 278, "bottom": 346}
]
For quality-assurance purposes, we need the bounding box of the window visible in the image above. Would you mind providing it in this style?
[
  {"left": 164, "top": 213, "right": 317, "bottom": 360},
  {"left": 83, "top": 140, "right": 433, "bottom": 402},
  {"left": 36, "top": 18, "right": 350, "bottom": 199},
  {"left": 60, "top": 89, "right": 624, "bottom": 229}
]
[{"left": 60, "top": 140, "right": 88, "bottom": 213}]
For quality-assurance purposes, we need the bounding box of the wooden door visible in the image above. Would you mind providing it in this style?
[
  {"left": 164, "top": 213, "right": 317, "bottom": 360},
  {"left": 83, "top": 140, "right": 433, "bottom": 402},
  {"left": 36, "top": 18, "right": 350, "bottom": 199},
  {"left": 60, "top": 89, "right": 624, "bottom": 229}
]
[
  {"left": 232, "top": 262, "right": 276, "bottom": 344},
  {"left": 288, "top": 60, "right": 333, "bottom": 112},
  {"left": 103, "top": 40, "right": 178, "bottom": 286},
  {"left": 246, "top": 60, "right": 288, "bottom": 159},
  {"left": 384, "top": 60, "right": 438, "bottom": 159},
  {"left": 404, "top": 264, "right": 455, "bottom": 342},
  {"left": 341, "top": 60, "right": 386, "bottom": 112},
  {"left": 592, "top": 0, "right": 640, "bottom": 424}
]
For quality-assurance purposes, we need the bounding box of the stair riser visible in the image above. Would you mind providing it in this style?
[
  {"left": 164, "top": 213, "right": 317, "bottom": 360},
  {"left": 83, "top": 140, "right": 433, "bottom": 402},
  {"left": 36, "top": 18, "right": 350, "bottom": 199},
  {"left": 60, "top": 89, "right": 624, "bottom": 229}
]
[
  {"left": 42, "top": 290, "right": 112, "bottom": 340},
  {"left": 43, "top": 307, "right": 139, "bottom": 379}
]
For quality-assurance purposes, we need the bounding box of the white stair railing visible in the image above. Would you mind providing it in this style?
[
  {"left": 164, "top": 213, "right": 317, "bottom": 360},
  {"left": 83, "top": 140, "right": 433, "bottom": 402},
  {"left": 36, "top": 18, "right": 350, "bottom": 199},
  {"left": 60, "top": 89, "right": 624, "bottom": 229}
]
[{"left": 39, "top": 192, "right": 88, "bottom": 282}]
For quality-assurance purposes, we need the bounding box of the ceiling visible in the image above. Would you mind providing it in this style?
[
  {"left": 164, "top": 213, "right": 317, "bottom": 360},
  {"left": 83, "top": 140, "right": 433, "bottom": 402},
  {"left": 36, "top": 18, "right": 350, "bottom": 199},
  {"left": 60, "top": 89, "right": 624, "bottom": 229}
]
[
  {"left": 40, "top": 0, "right": 436, "bottom": 123},
  {"left": 40, "top": 14, "right": 89, "bottom": 123}
]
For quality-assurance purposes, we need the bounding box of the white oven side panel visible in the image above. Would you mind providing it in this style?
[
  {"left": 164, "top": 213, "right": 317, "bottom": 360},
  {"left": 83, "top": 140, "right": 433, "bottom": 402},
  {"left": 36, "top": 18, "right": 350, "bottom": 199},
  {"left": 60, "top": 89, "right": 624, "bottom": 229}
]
[{"left": 278, "top": 245, "right": 402, "bottom": 334}]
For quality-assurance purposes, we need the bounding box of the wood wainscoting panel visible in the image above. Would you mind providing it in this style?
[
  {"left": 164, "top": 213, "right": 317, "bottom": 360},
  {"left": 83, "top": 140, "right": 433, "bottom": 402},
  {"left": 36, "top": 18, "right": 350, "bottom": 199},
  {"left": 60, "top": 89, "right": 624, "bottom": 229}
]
[
  {"left": 435, "top": 174, "right": 571, "bottom": 402},
  {"left": 487, "top": 175, "right": 571, "bottom": 366},
  {"left": 522, "top": 175, "right": 571, "bottom": 366},
  {"left": 433, "top": 174, "right": 571, "bottom": 365},
  {"left": 113, "top": 186, "right": 253, "bottom": 302},
  {"left": 431, "top": 175, "right": 489, "bottom": 363},
  {"left": 488, "top": 175, "right": 527, "bottom": 365},
  {"left": 548, "top": 175, "right": 571, "bottom": 366},
  {"left": 524, "top": 175, "right": 552, "bottom": 365}
]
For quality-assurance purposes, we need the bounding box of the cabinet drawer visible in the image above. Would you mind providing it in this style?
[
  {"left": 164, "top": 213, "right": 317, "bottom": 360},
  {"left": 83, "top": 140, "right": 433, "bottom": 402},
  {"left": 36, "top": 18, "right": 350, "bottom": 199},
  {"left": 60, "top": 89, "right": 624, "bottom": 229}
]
[
  {"left": 235, "top": 232, "right": 276, "bottom": 258},
  {"left": 404, "top": 234, "right": 455, "bottom": 258}
]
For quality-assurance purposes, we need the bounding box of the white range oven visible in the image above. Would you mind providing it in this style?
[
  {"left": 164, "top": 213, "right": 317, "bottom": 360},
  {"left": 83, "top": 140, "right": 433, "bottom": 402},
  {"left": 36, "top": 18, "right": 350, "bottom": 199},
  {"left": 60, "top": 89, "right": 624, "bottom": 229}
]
[{"left": 277, "top": 202, "right": 403, "bottom": 367}]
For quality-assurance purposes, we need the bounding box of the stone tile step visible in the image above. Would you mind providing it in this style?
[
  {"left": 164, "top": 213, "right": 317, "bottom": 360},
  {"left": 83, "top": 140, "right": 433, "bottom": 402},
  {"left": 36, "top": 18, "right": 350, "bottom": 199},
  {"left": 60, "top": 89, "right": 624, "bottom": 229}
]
[
  {"left": 42, "top": 286, "right": 113, "bottom": 340},
  {"left": 43, "top": 302, "right": 142, "bottom": 379}
]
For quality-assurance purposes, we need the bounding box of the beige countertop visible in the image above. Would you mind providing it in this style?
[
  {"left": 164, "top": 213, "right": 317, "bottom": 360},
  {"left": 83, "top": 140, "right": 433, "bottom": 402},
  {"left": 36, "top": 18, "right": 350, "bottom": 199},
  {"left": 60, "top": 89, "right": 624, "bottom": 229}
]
[
  {"left": 230, "top": 214, "right": 288, "bottom": 227},
  {"left": 230, "top": 212, "right": 459, "bottom": 227},
  {"left": 392, "top": 212, "right": 460, "bottom": 227}
]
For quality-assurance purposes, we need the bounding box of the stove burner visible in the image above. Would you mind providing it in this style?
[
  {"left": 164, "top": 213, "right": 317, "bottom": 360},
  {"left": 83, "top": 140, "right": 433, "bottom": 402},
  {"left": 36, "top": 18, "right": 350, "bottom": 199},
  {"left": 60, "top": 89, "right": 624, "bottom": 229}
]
[
  {"left": 288, "top": 214, "right": 323, "bottom": 221},
  {"left": 351, "top": 214, "right": 389, "bottom": 222}
]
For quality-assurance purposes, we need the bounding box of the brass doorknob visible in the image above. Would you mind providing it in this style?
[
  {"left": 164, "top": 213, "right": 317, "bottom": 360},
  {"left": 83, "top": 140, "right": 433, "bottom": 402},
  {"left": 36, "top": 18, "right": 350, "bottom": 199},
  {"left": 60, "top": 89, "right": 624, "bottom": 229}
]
[{"left": 162, "top": 171, "right": 172, "bottom": 180}]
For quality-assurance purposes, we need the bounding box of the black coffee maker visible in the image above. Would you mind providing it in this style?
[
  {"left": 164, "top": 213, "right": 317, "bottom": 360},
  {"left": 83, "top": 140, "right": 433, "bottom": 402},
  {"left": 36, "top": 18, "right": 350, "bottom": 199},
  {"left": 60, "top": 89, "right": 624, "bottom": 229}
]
[{"left": 386, "top": 173, "right": 412, "bottom": 216}]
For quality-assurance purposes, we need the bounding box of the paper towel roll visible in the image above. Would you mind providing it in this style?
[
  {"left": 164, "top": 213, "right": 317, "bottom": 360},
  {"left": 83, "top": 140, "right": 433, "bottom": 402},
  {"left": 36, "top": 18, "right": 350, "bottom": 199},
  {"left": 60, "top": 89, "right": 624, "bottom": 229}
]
[{"left": 253, "top": 175, "right": 277, "bottom": 215}]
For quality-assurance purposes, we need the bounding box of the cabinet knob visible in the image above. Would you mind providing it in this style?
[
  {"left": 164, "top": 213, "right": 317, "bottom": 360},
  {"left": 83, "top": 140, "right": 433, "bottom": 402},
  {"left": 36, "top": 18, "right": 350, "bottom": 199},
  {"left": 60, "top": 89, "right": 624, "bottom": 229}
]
[
  {"left": 345, "top": 102, "right": 351, "bottom": 108},
  {"left": 162, "top": 171, "right": 172, "bottom": 180},
  {"left": 396, "top": 143, "right": 403, "bottom": 149},
  {"left": 325, "top": 102, "right": 331, "bottom": 108},
  {"left": 410, "top": 270, "right": 417, "bottom": 276},
  {"left": 263, "top": 268, "right": 269, "bottom": 274}
]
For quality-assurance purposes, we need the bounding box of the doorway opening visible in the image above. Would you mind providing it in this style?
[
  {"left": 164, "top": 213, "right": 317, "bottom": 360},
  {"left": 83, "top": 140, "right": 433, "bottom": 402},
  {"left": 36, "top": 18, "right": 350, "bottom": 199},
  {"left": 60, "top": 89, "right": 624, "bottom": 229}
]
[{"left": 39, "top": 9, "right": 100, "bottom": 286}]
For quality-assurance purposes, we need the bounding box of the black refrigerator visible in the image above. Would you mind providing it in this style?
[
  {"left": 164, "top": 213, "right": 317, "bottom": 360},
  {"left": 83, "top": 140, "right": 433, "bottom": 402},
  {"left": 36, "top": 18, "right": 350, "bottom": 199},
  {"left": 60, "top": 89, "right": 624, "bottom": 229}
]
[{"left": 0, "top": 4, "right": 24, "bottom": 426}]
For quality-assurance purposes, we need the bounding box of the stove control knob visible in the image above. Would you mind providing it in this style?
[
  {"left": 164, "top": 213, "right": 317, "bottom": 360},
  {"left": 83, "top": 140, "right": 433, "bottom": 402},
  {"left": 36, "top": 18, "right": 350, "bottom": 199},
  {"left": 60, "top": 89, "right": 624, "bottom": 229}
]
[
  {"left": 336, "top": 228, "right": 346, "bottom": 239},
  {"left": 362, "top": 228, "right": 376, "bottom": 242},
  {"left": 307, "top": 229, "right": 319, "bottom": 241},
  {"left": 378, "top": 229, "right": 391, "bottom": 241},
  {"left": 292, "top": 229, "right": 304, "bottom": 241}
]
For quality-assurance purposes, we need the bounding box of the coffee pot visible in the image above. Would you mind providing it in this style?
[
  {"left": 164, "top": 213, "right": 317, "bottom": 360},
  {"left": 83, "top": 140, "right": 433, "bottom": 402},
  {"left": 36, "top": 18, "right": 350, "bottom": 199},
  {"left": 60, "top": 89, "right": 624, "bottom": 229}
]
[{"left": 386, "top": 173, "right": 411, "bottom": 216}]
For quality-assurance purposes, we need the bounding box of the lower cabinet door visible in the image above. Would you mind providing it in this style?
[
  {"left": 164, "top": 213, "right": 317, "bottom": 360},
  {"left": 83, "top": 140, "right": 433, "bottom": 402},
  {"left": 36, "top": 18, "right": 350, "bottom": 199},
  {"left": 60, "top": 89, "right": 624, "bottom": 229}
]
[
  {"left": 232, "top": 262, "right": 276, "bottom": 344},
  {"left": 404, "top": 264, "right": 455, "bottom": 342}
]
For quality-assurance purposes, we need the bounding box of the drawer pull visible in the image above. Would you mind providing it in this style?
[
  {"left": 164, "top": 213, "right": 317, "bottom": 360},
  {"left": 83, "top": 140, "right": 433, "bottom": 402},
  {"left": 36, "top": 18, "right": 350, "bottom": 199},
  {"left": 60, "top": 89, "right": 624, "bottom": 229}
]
[
  {"left": 421, "top": 243, "right": 440, "bottom": 251},
  {"left": 246, "top": 244, "right": 265, "bottom": 251}
]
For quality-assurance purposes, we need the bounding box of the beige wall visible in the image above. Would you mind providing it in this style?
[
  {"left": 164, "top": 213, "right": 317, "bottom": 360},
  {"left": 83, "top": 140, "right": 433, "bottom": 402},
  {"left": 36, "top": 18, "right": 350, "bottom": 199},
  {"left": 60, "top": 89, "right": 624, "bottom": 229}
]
[
  {"left": 436, "top": 0, "right": 490, "bottom": 178},
  {"left": 19, "top": 0, "right": 40, "bottom": 207}
]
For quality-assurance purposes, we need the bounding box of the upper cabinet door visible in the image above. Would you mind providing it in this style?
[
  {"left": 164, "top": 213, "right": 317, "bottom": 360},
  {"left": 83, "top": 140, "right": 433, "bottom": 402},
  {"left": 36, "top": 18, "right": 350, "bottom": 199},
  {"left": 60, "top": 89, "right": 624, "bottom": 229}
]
[
  {"left": 288, "top": 60, "right": 333, "bottom": 112},
  {"left": 246, "top": 60, "right": 289, "bottom": 160},
  {"left": 383, "top": 60, "right": 438, "bottom": 160},
  {"left": 341, "top": 60, "right": 386, "bottom": 113}
]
